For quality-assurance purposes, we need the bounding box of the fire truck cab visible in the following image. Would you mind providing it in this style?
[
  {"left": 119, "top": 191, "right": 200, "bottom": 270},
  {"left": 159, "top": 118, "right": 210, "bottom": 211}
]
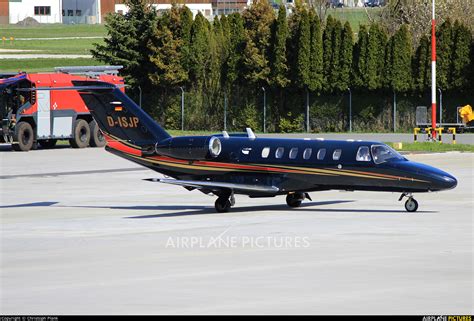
[{"left": 0, "top": 66, "right": 124, "bottom": 151}]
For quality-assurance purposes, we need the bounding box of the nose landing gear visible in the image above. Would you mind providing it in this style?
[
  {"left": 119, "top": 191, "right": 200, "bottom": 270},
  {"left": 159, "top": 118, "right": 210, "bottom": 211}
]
[
  {"left": 286, "top": 192, "right": 311, "bottom": 208},
  {"left": 399, "top": 193, "right": 419, "bottom": 212}
]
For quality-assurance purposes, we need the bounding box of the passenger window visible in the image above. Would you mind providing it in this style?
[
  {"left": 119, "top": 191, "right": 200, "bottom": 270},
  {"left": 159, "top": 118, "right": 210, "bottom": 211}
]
[
  {"left": 333, "top": 149, "right": 342, "bottom": 161},
  {"left": 275, "top": 147, "right": 284, "bottom": 159},
  {"left": 261, "top": 147, "right": 270, "bottom": 158},
  {"left": 289, "top": 147, "right": 298, "bottom": 159},
  {"left": 303, "top": 148, "right": 312, "bottom": 160},
  {"left": 356, "top": 146, "right": 371, "bottom": 162},
  {"left": 317, "top": 148, "right": 326, "bottom": 160}
]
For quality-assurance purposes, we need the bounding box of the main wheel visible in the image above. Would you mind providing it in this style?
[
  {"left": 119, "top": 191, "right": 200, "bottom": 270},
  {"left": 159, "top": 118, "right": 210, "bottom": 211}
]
[
  {"left": 404, "top": 198, "right": 418, "bottom": 212},
  {"left": 215, "top": 197, "right": 232, "bottom": 213},
  {"left": 286, "top": 193, "right": 303, "bottom": 208},
  {"left": 12, "top": 121, "right": 34, "bottom": 151},
  {"left": 70, "top": 119, "right": 91, "bottom": 148},
  {"left": 38, "top": 139, "right": 57, "bottom": 149},
  {"left": 89, "top": 120, "right": 106, "bottom": 147}
]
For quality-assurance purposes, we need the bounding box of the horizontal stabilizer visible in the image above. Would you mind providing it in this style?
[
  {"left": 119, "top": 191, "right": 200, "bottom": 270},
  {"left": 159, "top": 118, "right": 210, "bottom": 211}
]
[{"left": 144, "top": 178, "right": 279, "bottom": 194}]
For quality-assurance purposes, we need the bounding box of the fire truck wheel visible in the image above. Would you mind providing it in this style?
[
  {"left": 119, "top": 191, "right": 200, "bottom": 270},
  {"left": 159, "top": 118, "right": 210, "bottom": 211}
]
[
  {"left": 89, "top": 120, "right": 106, "bottom": 147},
  {"left": 12, "top": 121, "right": 34, "bottom": 152},
  {"left": 38, "top": 139, "right": 57, "bottom": 149},
  {"left": 70, "top": 119, "right": 91, "bottom": 148}
]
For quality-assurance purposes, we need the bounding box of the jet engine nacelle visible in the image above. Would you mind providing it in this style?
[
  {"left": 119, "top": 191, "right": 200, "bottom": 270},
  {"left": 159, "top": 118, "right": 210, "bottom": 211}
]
[{"left": 154, "top": 136, "right": 222, "bottom": 160}]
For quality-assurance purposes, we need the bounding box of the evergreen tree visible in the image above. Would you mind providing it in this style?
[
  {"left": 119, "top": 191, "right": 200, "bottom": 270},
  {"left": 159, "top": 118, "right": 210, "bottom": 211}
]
[
  {"left": 308, "top": 10, "right": 323, "bottom": 92},
  {"left": 328, "top": 20, "right": 342, "bottom": 91},
  {"left": 352, "top": 24, "right": 368, "bottom": 89},
  {"left": 322, "top": 15, "right": 335, "bottom": 87},
  {"left": 189, "top": 12, "right": 211, "bottom": 87},
  {"left": 338, "top": 21, "right": 353, "bottom": 91},
  {"left": 242, "top": 0, "right": 275, "bottom": 86},
  {"left": 436, "top": 18, "right": 454, "bottom": 90},
  {"left": 366, "top": 23, "right": 384, "bottom": 90},
  {"left": 390, "top": 24, "right": 413, "bottom": 92},
  {"left": 224, "top": 13, "right": 245, "bottom": 88},
  {"left": 92, "top": 0, "right": 156, "bottom": 91},
  {"left": 296, "top": 9, "right": 311, "bottom": 88},
  {"left": 451, "top": 20, "right": 472, "bottom": 91},
  {"left": 412, "top": 34, "right": 430, "bottom": 93},
  {"left": 383, "top": 36, "right": 394, "bottom": 90},
  {"left": 270, "top": 5, "right": 290, "bottom": 89}
]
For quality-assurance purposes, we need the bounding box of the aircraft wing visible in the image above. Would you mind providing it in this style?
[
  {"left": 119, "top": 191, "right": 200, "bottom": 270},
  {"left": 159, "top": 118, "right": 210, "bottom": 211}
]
[{"left": 144, "top": 178, "right": 279, "bottom": 194}]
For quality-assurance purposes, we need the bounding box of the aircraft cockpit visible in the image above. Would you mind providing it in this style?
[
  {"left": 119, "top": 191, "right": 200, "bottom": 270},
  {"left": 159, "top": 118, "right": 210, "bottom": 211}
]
[{"left": 370, "top": 144, "right": 406, "bottom": 164}]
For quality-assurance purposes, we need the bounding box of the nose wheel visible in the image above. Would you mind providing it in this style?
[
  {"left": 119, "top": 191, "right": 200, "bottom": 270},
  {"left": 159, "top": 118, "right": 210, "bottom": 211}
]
[{"left": 399, "top": 193, "right": 419, "bottom": 212}]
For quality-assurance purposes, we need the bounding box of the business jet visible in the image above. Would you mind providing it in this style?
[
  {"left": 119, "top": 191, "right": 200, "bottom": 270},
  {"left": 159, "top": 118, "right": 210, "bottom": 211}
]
[{"left": 70, "top": 81, "right": 458, "bottom": 213}]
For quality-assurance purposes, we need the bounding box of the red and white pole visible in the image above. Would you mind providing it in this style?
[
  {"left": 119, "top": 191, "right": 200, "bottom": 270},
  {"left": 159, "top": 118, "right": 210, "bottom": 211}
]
[{"left": 431, "top": 0, "right": 437, "bottom": 139}]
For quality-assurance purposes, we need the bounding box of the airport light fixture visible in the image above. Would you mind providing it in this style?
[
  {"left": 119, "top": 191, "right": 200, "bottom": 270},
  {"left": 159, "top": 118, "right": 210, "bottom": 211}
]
[{"left": 431, "top": 0, "right": 437, "bottom": 138}]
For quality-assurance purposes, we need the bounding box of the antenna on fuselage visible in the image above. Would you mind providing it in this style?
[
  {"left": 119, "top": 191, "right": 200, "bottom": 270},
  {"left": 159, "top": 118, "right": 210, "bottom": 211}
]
[
  {"left": 222, "top": 131, "right": 230, "bottom": 139},
  {"left": 246, "top": 128, "right": 256, "bottom": 140}
]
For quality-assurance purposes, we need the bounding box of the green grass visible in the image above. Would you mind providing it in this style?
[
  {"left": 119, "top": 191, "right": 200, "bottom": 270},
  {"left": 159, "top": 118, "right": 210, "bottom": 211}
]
[
  {"left": 1, "top": 38, "right": 103, "bottom": 54},
  {"left": 391, "top": 142, "right": 474, "bottom": 153},
  {"left": 327, "top": 7, "right": 381, "bottom": 34},
  {"left": 0, "top": 24, "right": 106, "bottom": 39},
  {"left": 0, "top": 58, "right": 101, "bottom": 72}
]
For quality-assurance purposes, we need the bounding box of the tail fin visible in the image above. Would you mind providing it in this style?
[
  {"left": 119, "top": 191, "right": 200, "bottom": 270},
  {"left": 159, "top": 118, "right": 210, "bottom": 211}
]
[{"left": 73, "top": 80, "right": 170, "bottom": 147}]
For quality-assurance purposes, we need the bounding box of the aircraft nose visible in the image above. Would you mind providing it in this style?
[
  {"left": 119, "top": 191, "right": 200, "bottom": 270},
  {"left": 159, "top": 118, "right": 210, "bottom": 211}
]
[{"left": 437, "top": 173, "right": 457, "bottom": 190}]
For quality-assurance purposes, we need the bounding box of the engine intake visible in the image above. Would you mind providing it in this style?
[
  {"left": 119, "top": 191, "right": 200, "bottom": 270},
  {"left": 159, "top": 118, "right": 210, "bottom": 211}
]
[{"left": 154, "top": 136, "right": 222, "bottom": 160}]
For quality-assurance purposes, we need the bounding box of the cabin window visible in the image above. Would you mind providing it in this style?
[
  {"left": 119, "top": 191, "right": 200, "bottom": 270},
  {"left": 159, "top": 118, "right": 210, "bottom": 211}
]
[
  {"left": 333, "top": 149, "right": 342, "bottom": 161},
  {"left": 261, "top": 147, "right": 270, "bottom": 158},
  {"left": 275, "top": 147, "right": 284, "bottom": 159},
  {"left": 317, "top": 148, "right": 326, "bottom": 160},
  {"left": 289, "top": 147, "right": 298, "bottom": 159},
  {"left": 303, "top": 148, "right": 312, "bottom": 160},
  {"left": 356, "top": 146, "right": 371, "bottom": 162}
]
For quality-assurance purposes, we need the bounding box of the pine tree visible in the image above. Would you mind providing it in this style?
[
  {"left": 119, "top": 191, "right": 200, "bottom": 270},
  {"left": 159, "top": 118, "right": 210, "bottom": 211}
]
[
  {"left": 308, "top": 10, "right": 323, "bottom": 92},
  {"left": 390, "top": 24, "right": 413, "bottom": 92},
  {"left": 224, "top": 13, "right": 245, "bottom": 87},
  {"left": 383, "top": 36, "right": 394, "bottom": 90},
  {"left": 338, "top": 21, "right": 353, "bottom": 91},
  {"left": 451, "top": 20, "right": 472, "bottom": 91},
  {"left": 270, "top": 5, "right": 290, "bottom": 89},
  {"left": 296, "top": 9, "right": 311, "bottom": 88}
]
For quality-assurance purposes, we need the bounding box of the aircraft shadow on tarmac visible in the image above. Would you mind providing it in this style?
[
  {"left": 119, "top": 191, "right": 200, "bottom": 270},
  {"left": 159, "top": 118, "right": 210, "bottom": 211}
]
[{"left": 0, "top": 200, "right": 437, "bottom": 217}]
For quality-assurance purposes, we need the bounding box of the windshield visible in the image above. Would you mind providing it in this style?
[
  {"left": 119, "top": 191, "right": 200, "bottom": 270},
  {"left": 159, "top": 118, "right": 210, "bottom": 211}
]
[{"left": 371, "top": 144, "right": 405, "bottom": 164}]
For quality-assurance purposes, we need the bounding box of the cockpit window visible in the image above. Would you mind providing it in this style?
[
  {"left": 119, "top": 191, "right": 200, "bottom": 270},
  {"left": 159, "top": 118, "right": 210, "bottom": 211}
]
[
  {"left": 371, "top": 144, "right": 404, "bottom": 164},
  {"left": 356, "top": 146, "right": 371, "bottom": 162}
]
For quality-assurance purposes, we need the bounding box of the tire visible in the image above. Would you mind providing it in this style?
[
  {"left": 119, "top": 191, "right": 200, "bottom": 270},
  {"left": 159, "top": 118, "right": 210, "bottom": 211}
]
[
  {"left": 12, "top": 121, "right": 34, "bottom": 152},
  {"left": 405, "top": 198, "right": 418, "bottom": 212},
  {"left": 89, "top": 120, "right": 106, "bottom": 148},
  {"left": 38, "top": 139, "right": 57, "bottom": 149},
  {"left": 215, "top": 197, "right": 232, "bottom": 213},
  {"left": 70, "top": 119, "right": 91, "bottom": 148},
  {"left": 286, "top": 193, "right": 303, "bottom": 208}
]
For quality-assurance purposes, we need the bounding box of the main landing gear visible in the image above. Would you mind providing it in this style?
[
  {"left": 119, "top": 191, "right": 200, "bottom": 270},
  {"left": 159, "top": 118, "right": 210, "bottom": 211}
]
[
  {"left": 286, "top": 192, "right": 312, "bottom": 208},
  {"left": 214, "top": 193, "right": 235, "bottom": 213},
  {"left": 399, "top": 193, "right": 419, "bottom": 212}
]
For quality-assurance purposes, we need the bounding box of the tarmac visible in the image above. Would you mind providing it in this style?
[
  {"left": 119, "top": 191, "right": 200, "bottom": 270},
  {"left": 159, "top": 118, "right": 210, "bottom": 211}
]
[{"left": 0, "top": 147, "right": 473, "bottom": 314}]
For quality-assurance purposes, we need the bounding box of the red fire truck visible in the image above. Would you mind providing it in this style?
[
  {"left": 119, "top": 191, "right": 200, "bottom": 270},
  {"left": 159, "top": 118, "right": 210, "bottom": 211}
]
[{"left": 0, "top": 66, "right": 124, "bottom": 151}]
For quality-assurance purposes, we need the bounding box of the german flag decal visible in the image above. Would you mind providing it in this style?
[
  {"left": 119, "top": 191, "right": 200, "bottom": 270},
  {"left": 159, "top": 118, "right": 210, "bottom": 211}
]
[{"left": 114, "top": 106, "right": 123, "bottom": 112}]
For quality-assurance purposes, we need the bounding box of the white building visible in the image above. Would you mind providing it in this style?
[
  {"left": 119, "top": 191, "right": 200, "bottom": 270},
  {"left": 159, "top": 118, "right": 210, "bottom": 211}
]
[{"left": 8, "top": 0, "right": 63, "bottom": 24}]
